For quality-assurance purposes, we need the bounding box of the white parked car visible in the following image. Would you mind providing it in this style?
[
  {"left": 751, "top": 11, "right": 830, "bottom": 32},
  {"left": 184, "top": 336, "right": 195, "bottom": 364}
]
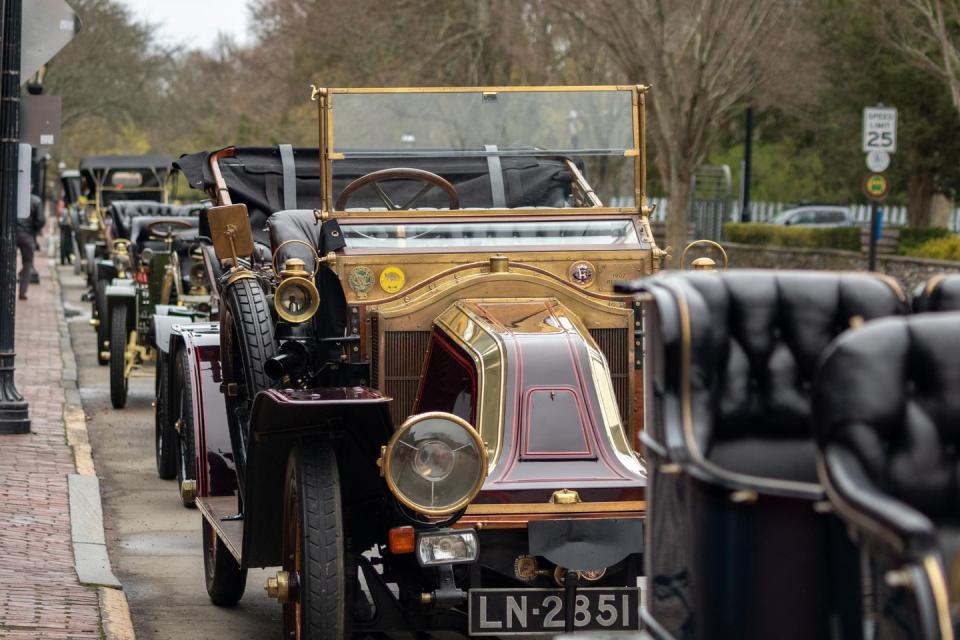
[{"left": 770, "top": 205, "right": 854, "bottom": 227}]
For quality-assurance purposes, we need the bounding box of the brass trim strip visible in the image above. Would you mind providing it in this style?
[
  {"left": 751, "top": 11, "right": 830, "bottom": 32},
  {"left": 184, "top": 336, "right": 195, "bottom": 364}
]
[
  {"left": 465, "top": 500, "right": 645, "bottom": 515},
  {"left": 327, "top": 85, "right": 638, "bottom": 94},
  {"left": 922, "top": 554, "right": 955, "bottom": 640}
]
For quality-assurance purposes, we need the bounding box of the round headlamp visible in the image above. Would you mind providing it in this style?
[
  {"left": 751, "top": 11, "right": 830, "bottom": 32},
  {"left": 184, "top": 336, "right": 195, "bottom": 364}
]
[
  {"left": 382, "top": 412, "right": 488, "bottom": 516},
  {"left": 139, "top": 247, "right": 155, "bottom": 264},
  {"left": 273, "top": 257, "right": 319, "bottom": 323}
]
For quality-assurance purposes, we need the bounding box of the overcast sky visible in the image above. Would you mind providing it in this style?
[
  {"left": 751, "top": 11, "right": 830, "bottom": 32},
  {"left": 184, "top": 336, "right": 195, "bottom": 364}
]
[{"left": 115, "top": 0, "right": 252, "bottom": 51}]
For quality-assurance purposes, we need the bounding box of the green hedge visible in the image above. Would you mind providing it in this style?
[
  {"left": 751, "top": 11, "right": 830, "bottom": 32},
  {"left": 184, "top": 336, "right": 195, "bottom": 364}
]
[
  {"left": 909, "top": 236, "right": 960, "bottom": 261},
  {"left": 723, "top": 223, "right": 861, "bottom": 251},
  {"left": 894, "top": 227, "right": 952, "bottom": 256}
]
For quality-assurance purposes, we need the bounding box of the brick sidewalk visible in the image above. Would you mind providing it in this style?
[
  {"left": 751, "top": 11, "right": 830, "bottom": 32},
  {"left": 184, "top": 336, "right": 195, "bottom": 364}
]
[{"left": 0, "top": 253, "right": 102, "bottom": 639}]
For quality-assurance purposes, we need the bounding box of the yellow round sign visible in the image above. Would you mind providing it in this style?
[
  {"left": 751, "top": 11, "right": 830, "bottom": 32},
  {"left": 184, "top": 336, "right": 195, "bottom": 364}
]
[
  {"left": 863, "top": 173, "right": 890, "bottom": 200},
  {"left": 379, "top": 267, "right": 406, "bottom": 293}
]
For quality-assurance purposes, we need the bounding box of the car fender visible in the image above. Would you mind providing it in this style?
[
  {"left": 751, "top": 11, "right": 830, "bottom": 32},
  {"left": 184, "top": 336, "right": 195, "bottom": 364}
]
[
  {"left": 242, "top": 387, "right": 393, "bottom": 567},
  {"left": 153, "top": 314, "right": 185, "bottom": 355},
  {"left": 178, "top": 323, "right": 236, "bottom": 499}
]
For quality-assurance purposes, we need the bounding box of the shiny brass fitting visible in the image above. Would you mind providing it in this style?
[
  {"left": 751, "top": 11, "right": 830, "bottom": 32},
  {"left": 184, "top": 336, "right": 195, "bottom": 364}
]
[
  {"left": 550, "top": 489, "right": 581, "bottom": 505},
  {"left": 279, "top": 258, "right": 310, "bottom": 279},
  {"left": 691, "top": 257, "right": 717, "bottom": 271},
  {"left": 265, "top": 570, "right": 292, "bottom": 603},
  {"left": 489, "top": 255, "right": 509, "bottom": 273},
  {"left": 180, "top": 480, "right": 197, "bottom": 505}
]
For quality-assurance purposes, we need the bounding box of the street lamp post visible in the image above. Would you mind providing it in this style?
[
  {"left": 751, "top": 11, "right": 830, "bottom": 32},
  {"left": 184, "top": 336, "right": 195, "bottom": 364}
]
[{"left": 0, "top": 0, "right": 31, "bottom": 434}]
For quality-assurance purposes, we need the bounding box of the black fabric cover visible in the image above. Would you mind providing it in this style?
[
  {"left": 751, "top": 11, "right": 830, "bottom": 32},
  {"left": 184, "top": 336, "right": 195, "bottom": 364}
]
[
  {"left": 654, "top": 270, "right": 909, "bottom": 483},
  {"left": 175, "top": 146, "right": 575, "bottom": 243},
  {"left": 913, "top": 274, "right": 960, "bottom": 313},
  {"left": 815, "top": 313, "right": 960, "bottom": 544},
  {"left": 266, "top": 209, "right": 345, "bottom": 271},
  {"left": 110, "top": 201, "right": 203, "bottom": 241}
]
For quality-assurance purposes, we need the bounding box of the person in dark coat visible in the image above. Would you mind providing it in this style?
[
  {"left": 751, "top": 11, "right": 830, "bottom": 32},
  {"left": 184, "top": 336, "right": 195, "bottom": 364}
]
[{"left": 16, "top": 189, "right": 45, "bottom": 300}]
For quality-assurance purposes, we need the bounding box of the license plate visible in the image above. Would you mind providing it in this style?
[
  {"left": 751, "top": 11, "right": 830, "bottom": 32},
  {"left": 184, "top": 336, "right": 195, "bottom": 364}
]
[{"left": 468, "top": 587, "right": 640, "bottom": 636}]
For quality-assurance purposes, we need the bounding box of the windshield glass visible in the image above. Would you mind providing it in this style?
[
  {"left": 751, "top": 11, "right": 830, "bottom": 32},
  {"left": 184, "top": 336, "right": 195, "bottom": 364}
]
[
  {"left": 339, "top": 218, "right": 641, "bottom": 252},
  {"left": 329, "top": 88, "right": 639, "bottom": 210}
]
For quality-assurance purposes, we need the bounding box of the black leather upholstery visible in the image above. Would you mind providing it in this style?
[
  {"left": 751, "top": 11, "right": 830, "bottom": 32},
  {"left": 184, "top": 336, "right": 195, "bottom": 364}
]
[
  {"left": 660, "top": 270, "right": 908, "bottom": 484},
  {"left": 110, "top": 201, "right": 200, "bottom": 240},
  {"left": 266, "top": 209, "right": 346, "bottom": 271},
  {"left": 635, "top": 270, "right": 907, "bottom": 640},
  {"left": 913, "top": 274, "right": 960, "bottom": 313},
  {"left": 815, "top": 313, "right": 960, "bottom": 553}
]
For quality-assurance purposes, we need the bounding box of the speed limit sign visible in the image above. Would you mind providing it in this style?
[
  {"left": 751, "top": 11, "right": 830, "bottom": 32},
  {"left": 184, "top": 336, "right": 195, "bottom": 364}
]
[{"left": 863, "top": 107, "right": 898, "bottom": 153}]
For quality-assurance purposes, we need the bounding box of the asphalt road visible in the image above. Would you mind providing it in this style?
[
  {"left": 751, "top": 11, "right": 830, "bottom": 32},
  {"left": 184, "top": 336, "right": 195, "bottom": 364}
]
[{"left": 60, "top": 265, "right": 280, "bottom": 640}]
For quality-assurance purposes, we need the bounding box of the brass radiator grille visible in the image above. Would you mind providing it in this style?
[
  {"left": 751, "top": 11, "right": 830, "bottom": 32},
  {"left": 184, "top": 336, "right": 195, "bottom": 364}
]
[
  {"left": 589, "top": 328, "right": 631, "bottom": 423},
  {"left": 373, "top": 328, "right": 432, "bottom": 425}
]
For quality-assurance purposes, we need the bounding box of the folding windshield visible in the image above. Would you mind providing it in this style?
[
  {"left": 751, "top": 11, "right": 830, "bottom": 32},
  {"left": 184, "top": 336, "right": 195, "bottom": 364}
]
[
  {"left": 321, "top": 87, "right": 646, "bottom": 213},
  {"left": 339, "top": 218, "right": 644, "bottom": 253}
]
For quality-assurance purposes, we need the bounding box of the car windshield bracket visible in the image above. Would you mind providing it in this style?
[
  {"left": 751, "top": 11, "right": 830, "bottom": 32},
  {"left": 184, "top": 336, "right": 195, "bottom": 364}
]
[{"left": 484, "top": 144, "right": 506, "bottom": 208}]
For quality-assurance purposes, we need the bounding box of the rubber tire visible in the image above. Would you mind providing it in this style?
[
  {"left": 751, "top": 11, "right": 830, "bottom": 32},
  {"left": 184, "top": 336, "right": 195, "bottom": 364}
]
[
  {"left": 110, "top": 304, "right": 129, "bottom": 409},
  {"left": 176, "top": 347, "right": 198, "bottom": 507},
  {"left": 283, "top": 444, "right": 345, "bottom": 640},
  {"left": 202, "top": 518, "right": 247, "bottom": 606},
  {"left": 96, "top": 279, "right": 109, "bottom": 366},
  {"left": 155, "top": 353, "right": 176, "bottom": 479},
  {"left": 220, "top": 277, "right": 276, "bottom": 497}
]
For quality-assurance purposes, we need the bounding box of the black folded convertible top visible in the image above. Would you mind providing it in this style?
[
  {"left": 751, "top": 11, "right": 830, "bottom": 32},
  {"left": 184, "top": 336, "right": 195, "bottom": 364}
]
[{"left": 176, "top": 146, "right": 574, "bottom": 236}]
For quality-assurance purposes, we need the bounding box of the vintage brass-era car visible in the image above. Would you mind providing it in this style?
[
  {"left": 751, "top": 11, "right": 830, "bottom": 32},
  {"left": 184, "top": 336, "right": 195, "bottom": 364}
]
[
  {"left": 74, "top": 155, "right": 172, "bottom": 283},
  {"left": 179, "top": 86, "right": 672, "bottom": 638},
  {"left": 617, "top": 270, "right": 960, "bottom": 640},
  {"left": 100, "top": 202, "right": 210, "bottom": 408}
]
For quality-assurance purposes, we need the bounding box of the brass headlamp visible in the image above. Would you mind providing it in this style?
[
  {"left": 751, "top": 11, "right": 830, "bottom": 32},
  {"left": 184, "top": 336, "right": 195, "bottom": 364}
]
[{"left": 273, "top": 258, "right": 320, "bottom": 323}]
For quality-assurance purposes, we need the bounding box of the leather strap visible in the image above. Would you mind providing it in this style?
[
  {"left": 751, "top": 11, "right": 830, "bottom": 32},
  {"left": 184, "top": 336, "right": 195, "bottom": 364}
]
[
  {"left": 485, "top": 144, "right": 506, "bottom": 208},
  {"left": 279, "top": 144, "right": 297, "bottom": 210}
]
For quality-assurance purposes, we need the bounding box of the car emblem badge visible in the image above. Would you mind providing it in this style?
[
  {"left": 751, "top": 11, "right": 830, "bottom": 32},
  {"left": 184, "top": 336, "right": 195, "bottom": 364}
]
[
  {"left": 348, "top": 266, "right": 374, "bottom": 299},
  {"left": 379, "top": 266, "right": 406, "bottom": 293},
  {"left": 569, "top": 261, "right": 596, "bottom": 287}
]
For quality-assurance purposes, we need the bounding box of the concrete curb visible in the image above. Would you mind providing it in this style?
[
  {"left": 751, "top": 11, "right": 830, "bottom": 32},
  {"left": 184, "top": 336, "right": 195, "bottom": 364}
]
[{"left": 52, "top": 260, "right": 138, "bottom": 639}]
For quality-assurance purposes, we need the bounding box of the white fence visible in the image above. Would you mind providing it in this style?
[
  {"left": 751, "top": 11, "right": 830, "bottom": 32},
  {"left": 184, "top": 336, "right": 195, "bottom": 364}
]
[{"left": 632, "top": 197, "right": 960, "bottom": 231}]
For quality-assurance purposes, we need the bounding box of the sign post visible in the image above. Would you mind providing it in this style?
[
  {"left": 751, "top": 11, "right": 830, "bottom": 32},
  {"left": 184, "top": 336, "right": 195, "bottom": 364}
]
[
  {"left": 0, "top": 0, "right": 75, "bottom": 434},
  {"left": 862, "top": 106, "right": 897, "bottom": 272}
]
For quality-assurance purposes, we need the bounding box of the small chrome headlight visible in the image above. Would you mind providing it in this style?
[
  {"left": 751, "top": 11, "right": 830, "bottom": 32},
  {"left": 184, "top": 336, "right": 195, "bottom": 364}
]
[
  {"left": 417, "top": 529, "right": 478, "bottom": 566},
  {"left": 383, "top": 412, "right": 488, "bottom": 516},
  {"left": 274, "top": 276, "right": 319, "bottom": 323},
  {"left": 139, "top": 247, "right": 155, "bottom": 264}
]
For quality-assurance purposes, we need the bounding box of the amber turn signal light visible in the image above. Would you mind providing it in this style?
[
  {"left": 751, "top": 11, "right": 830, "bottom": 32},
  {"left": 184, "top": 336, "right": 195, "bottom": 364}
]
[{"left": 388, "top": 526, "right": 416, "bottom": 554}]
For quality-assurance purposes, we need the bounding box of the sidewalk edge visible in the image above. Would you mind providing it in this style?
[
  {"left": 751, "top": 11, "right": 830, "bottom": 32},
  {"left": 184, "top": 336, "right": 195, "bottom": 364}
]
[{"left": 53, "top": 259, "right": 138, "bottom": 640}]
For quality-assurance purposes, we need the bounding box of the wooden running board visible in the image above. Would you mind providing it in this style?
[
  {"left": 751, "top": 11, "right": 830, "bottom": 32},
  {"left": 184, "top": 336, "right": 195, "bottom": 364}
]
[{"left": 196, "top": 495, "right": 244, "bottom": 563}]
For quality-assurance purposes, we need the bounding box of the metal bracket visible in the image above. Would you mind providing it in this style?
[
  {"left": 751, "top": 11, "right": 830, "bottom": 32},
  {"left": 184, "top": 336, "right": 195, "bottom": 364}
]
[{"left": 633, "top": 300, "right": 644, "bottom": 370}]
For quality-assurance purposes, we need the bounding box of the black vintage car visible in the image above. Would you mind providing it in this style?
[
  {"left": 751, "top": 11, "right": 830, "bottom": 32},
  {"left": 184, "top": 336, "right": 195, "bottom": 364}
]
[
  {"left": 172, "top": 85, "right": 686, "bottom": 638},
  {"left": 618, "top": 270, "right": 960, "bottom": 640}
]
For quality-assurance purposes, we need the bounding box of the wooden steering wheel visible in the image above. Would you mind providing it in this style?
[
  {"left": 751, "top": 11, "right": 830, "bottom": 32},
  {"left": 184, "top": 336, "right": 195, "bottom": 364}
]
[
  {"left": 335, "top": 168, "right": 461, "bottom": 211},
  {"left": 146, "top": 218, "right": 194, "bottom": 240}
]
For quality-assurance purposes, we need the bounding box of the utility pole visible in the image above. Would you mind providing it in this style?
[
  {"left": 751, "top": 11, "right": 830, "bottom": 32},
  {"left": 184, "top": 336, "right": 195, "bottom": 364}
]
[
  {"left": 0, "top": 0, "right": 30, "bottom": 433},
  {"left": 740, "top": 106, "right": 754, "bottom": 223}
]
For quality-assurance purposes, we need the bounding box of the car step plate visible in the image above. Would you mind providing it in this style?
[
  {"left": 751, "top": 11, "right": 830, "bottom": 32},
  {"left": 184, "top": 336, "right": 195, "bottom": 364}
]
[{"left": 468, "top": 587, "right": 640, "bottom": 636}]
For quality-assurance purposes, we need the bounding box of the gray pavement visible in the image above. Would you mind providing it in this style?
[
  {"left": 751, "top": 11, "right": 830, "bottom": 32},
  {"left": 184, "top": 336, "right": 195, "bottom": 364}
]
[{"left": 59, "top": 265, "right": 280, "bottom": 640}]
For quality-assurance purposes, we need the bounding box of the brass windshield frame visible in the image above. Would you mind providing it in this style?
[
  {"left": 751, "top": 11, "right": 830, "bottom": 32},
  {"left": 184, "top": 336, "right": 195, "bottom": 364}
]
[{"left": 312, "top": 85, "right": 649, "bottom": 218}]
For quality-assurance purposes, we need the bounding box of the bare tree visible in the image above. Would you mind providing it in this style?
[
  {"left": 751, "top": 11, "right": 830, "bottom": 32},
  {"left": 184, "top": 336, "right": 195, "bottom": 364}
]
[
  {"left": 881, "top": 0, "right": 960, "bottom": 115},
  {"left": 557, "top": 0, "right": 797, "bottom": 258}
]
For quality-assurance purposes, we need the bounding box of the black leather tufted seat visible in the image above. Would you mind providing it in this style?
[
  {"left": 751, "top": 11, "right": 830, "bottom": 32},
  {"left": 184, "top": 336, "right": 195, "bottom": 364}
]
[
  {"left": 110, "top": 201, "right": 201, "bottom": 240},
  {"left": 635, "top": 270, "right": 908, "bottom": 640},
  {"left": 913, "top": 274, "right": 960, "bottom": 313},
  {"left": 815, "top": 313, "right": 960, "bottom": 639}
]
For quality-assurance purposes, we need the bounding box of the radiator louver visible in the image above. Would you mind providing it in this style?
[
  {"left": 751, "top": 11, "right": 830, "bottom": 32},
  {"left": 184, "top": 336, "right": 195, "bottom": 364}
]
[{"left": 589, "top": 328, "right": 630, "bottom": 423}]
